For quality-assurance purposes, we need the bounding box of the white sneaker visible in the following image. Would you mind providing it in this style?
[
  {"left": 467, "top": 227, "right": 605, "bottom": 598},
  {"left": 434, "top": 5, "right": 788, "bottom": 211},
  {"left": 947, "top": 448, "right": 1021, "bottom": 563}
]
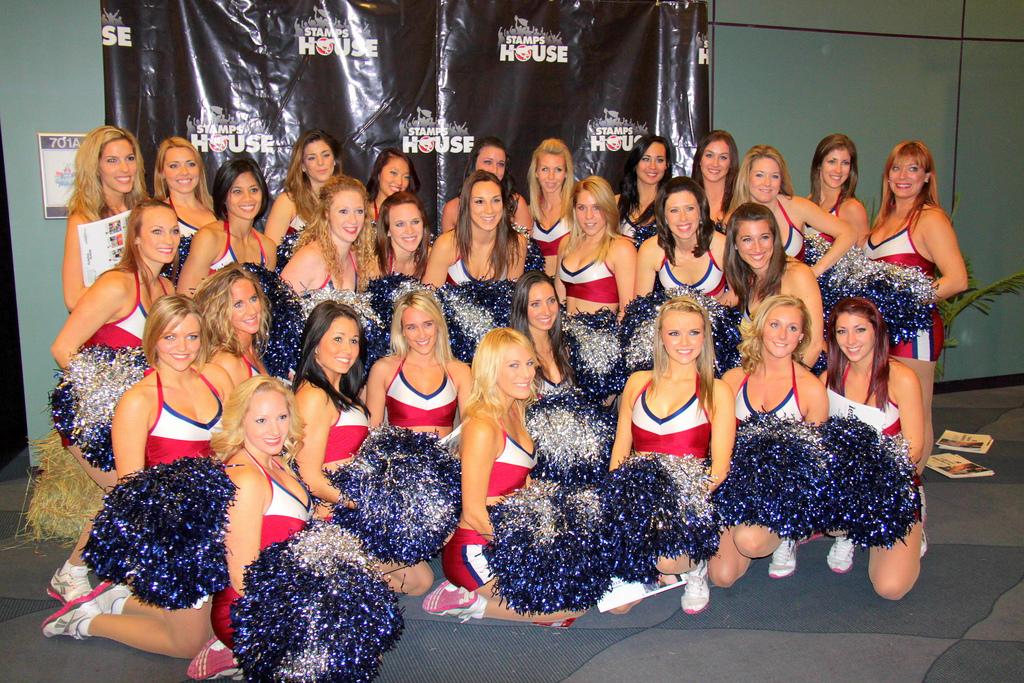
[
  {"left": 681, "top": 562, "right": 709, "bottom": 615},
  {"left": 90, "top": 582, "right": 131, "bottom": 614},
  {"left": 42, "top": 596, "right": 102, "bottom": 639},
  {"left": 768, "top": 540, "right": 798, "bottom": 579},
  {"left": 827, "top": 536, "right": 855, "bottom": 574},
  {"left": 48, "top": 562, "right": 92, "bottom": 603}
]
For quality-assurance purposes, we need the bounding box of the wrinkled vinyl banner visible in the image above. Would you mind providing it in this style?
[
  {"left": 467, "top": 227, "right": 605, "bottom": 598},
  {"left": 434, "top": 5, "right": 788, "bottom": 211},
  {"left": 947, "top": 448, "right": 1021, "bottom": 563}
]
[{"left": 102, "top": 0, "right": 708, "bottom": 225}]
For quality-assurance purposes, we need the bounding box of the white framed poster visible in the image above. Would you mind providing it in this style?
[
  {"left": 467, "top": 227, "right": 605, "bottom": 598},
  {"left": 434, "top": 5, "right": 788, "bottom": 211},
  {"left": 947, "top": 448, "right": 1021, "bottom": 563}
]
[{"left": 37, "top": 132, "right": 84, "bottom": 219}]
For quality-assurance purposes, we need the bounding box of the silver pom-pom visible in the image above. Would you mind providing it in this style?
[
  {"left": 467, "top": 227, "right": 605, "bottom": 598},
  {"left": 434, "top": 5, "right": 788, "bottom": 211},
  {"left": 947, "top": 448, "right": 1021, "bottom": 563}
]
[
  {"left": 298, "top": 288, "right": 382, "bottom": 327},
  {"left": 287, "top": 523, "right": 379, "bottom": 577},
  {"left": 655, "top": 452, "right": 716, "bottom": 524},
  {"left": 69, "top": 347, "right": 147, "bottom": 437},
  {"left": 562, "top": 315, "right": 621, "bottom": 376},
  {"left": 497, "top": 480, "right": 561, "bottom": 547},
  {"left": 823, "top": 247, "right": 936, "bottom": 306}
]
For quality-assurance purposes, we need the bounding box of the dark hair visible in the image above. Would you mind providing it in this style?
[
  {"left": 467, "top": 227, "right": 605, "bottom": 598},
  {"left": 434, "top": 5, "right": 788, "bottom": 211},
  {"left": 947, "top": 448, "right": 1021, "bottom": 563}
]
[
  {"left": 375, "top": 191, "right": 430, "bottom": 278},
  {"left": 454, "top": 170, "right": 521, "bottom": 280},
  {"left": 826, "top": 297, "right": 890, "bottom": 409},
  {"left": 723, "top": 202, "right": 786, "bottom": 311},
  {"left": 464, "top": 136, "right": 522, "bottom": 225},
  {"left": 690, "top": 130, "right": 739, "bottom": 215},
  {"left": 618, "top": 135, "right": 674, "bottom": 228},
  {"left": 654, "top": 176, "right": 715, "bottom": 265},
  {"left": 510, "top": 271, "right": 575, "bottom": 386},
  {"left": 365, "top": 148, "right": 421, "bottom": 201},
  {"left": 211, "top": 157, "right": 270, "bottom": 222},
  {"left": 292, "top": 301, "right": 368, "bottom": 415},
  {"left": 809, "top": 133, "right": 859, "bottom": 206}
]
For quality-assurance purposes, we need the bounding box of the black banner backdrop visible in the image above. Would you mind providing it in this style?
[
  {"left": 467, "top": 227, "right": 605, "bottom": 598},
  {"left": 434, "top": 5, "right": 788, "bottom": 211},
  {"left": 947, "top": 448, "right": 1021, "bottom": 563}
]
[{"left": 102, "top": 0, "right": 708, "bottom": 226}]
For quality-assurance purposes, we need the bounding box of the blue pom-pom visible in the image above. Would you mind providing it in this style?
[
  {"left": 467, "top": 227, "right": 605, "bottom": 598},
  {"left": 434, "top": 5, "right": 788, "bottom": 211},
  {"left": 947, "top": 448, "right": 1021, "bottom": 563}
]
[
  {"left": 436, "top": 280, "right": 515, "bottom": 363},
  {"left": 562, "top": 309, "right": 628, "bottom": 398},
  {"left": 526, "top": 391, "right": 615, "bottom": 488},
  {"left": 620, "top": 287, "right": 741, "bottom": 378},
  {"left": 232, "top": 522, "right": 403, "bottom": 682},
  {"left": 524, "top": 239, "right": 545, "bottom": 273},
  {"left": 485, "top": 482, "right": 612, "bottom": 614},
  {"left": 364, "top": 275, "right": 429, "bottom": 333},
  {"left": 164, "top": 233, "right": 193, "bottom": 285},
  {"left": 243, "top": 264, "right": 304, "bottom": 379},
  {"left": 82, "top": 456, "right": 235, "bottom": 608},
  {"left": 600, "top": 453, "right": 719, "bottom": 582},
  {"left": 802, "top": 233, "right": 828, "bottom": 268},
  {"left": 628, "top": 221, "right": 657, "bottom": 250},
  {"left": 49, "top": 345, "right": 149, "bottom": 471},
  {"left": 274, "top": 230, "right": 302, "bottom": 274},
  {"left": 328, "top": 427, "right": 461, "bottom": 564},
  {"left": 712, "top": 415, "right": 830, "bottom": 539},
  {"left": 819, "top": 415, "right": 920, "bottom": 547}
]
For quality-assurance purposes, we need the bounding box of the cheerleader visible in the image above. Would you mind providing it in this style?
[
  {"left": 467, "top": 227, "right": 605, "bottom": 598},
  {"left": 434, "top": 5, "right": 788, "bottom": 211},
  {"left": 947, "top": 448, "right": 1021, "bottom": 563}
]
[
  {"left": 365, "top": 290, "right": 472, "bottom": 437},
  {"left": 177, "top": 158, "right": 276, "bottom": 296},
  {"left": 48, "top": 200, "right": 178, "bottom": 604},
  {"left": 43, "top": 296, "right": 233, "bottom": 659},
  {"left": 424, "top": 170, "right": 527, "bottom": 287},
  {"left": 609, "top": 297, "right": 735, "bottom": 614},
  {"left": 510, "top": 271, "right": 575, "bottom": 395},
  {"left": 280, "top": 175, "right": 376, "bottom": 293},
  {"left": 152, "top": 137, "right": 216, "bottom": 237},
  {"left": 710, "top": 295, "right": 827, "bottom": 588},
  {"left": 62, "top": 125, "right": 147, "bottom": 310},
  {"left": 865, "top": 141, "right": 967, "bottom": 474},
  {"left": 423, "top": 328, "right": 583, "bottom": 623},
  {"left": 372, "top": 191, "right": 430, "bottom": 279},
  {"left": 616, "top": 135, "right": 672, "bottom": 245},
  {"left": 526, "top": 138, "right": 574, "bottom": 275},
  {"left": 823, "top": 297, "right": 924, "bottom": 599},
  {"left": 634, "top": 176, "right": 728, "bottom": 300},
  {"left": 365, "top": 148, "right": 419, "bottom": 226},
  {"left": 690, "top": 130, "right": 739, "bottom": 228},
  {"left": 440, "top": 137, "right": 532, "bottom": 233},
  {"left": 556, "top": 176, "right": 636, "bottom": 317},
  {"left": 730, "top": 145, "right": 857, "bottom": 275},
  {"left": 723, "top": 202, "right": 824, "bottom": 366},
  {"left": 194, "top": 264, "right": 270, "bottom": 385},
  {"left": 264, "top": 129, "right": 343, "bottom": 243},
  {"left": 807, "top": 134, "right": 869, "bottom": 242}
]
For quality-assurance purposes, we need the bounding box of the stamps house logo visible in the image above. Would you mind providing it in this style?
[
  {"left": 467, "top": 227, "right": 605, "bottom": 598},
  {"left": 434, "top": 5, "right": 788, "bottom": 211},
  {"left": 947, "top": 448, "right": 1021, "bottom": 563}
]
[
  {"left": 401, "top": 108, "right": 474, "bottom": 155},
  {"left": 101, "top": 8, "right": 132, "bottom": 47},
  {"left": 295, "top": 7, "right": 378, "bottom": 58},
  {"left": 187, "top": 106, "right": 276, "bottom": 154},
  {"left": 497, "top": 16, "right": 568, "bottom": 63},
  {"left": 587, "top": 110, "right": 650, "bottom": 152}
]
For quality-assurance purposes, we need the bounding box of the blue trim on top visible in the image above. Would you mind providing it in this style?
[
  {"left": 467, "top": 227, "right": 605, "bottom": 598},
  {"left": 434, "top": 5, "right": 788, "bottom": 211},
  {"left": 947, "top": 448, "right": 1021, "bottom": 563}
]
[
  {"left": 559, "top": 258, "right": 599, "bottom": 277},
  {"left": 641, "top": 389, "right": 697, "bottom": 425},
  {"left": 867, "top": 226, "right": 909, "bottom": 250},
  {"left": 399, "top": 370, "right": 448, "bottom": 400}
]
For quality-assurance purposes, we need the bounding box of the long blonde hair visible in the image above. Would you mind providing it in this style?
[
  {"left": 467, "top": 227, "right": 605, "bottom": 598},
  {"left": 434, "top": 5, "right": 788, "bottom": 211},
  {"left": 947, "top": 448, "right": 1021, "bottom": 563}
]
[
  {"left": 729, "top": 145, "right": 795, "bottom": 212},
  {"left": 296, "top": 175, "right": 376, "bottom": 291},
  {"left": 389, "top": 290, "right": 454, "bottom": 366},
  {"left": 152, "top": 137, "right": 213, "bottom": 209},
  {"left": 211, "top": 376, "right": 304, "bottom": 465},
  {"left": 464, "top": 328, "right": 536, "bottom": 421},
  {"left": 651, "top": 296, "right": 716, "bottom": 415},
  {"left": 563, "top": 176, "right": 620, "bottom": 263},
  {"left": 141, "top": 295, "right": 208, "bottom": 367},
  {"left": 527, "top": 138, "right": 574, "bottom": 226},
  {"left": 737, "top": 294, "right": 812, "bottom": 373},
  {"left": 67, "top": 125, "right": 147, "bottom": 221},
  {"left": 194, "top": 264, "right": 270, "bottom": 358}
]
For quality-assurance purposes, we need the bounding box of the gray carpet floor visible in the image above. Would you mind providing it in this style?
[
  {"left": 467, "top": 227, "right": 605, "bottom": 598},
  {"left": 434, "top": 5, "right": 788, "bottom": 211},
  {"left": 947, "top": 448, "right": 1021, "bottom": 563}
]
[{"left": 2, "top": 384, "right": 1021, "bottom": 682}]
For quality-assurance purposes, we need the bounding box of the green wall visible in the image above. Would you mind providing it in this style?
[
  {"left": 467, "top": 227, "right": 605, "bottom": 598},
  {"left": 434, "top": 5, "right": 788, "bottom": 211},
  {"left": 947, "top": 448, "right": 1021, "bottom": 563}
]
[
  {"left": 710, "top": 0, "right": 1024, "bottom": 382},
  {"left": 1, "top": 1, "right": 1021, "bottom": 442}
]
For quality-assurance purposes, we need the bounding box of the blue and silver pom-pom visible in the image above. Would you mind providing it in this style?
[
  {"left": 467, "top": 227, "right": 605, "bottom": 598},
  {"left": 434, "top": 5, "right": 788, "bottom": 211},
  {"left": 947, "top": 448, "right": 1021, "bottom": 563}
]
[
  {"left": 819, "top": 415, "right": 920, "bottom": 547},
  {"left": 49, "top": 345, "right": 148, "bottom": 471},
  {"left": 601, "top": 452, "right": 719, "bottom": 582},
  {"left": 816, "top": 248, "right": 936, "bottom": 345},
  {"left": 562, "top": 309, "right": 628, "bottom": 398},
  {"left": 628, "top": 222, "right": 657, "bottom": 250},
  {"left": 485, "top": 482, "right": 612, "bottom": 614},
  {"left": 619, "top": 287, "right": 741, "bottom": 377},
  {"left": 232, "top": 522, "right": 403, "bottom": 683},
  {"left": 328, "top": 427, "right": 461, "bottom": 564},
  {"left": 242, "top": 264, "right": 304, "bottom": 379},
  {"left": 435, "top": 280, "right": 515, "bottom": 363},
  {"left": 526, "top": 391, "right": 616, "bottom": 488},
  {"left": 274, "top": 230, "right": 302, "bottom": 274},
  {"left": 523, "top": 239, "right": 546, "bottom": 273},
  {"left": 169, "top": 233, "right": 193, "bottom": 285},
  {"left": 802, "top": 233, "right": 829, "bottom": 268},
  {"left": 82, "top": 456, "right": 235, "bottom": 608},
  {"left": 713, "top": 414, "right": 831, "bottom": 539},
  {"left": 365, "top": 275, "right": 429, "bottom": 331}
]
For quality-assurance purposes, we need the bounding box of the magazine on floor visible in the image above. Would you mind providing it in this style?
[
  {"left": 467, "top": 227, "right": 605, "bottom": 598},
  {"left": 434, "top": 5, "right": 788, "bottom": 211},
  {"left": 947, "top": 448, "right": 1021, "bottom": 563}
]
[
  {"left": 597, "top": 576, "right": 686, "bottom": 612},
  {"left": 935, "top": 430, "right": 994, "bottom": 454},
  {"left": 926, "top": 453, "right": 994, "bottom": 479}
]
